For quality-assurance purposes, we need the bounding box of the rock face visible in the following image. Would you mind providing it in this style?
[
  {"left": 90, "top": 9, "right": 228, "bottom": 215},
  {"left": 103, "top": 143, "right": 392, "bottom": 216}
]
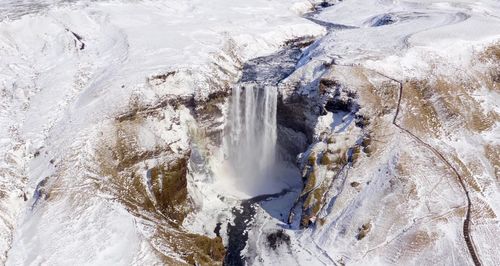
[
  {"left": 96, "top": 97, "right": 226, "bottom": 265},
  {"left": 279, "top": 69, "right": 368, "bottom": 229},
  {"left": 277, "top": 53, "right": 500, "bottom": 265}
]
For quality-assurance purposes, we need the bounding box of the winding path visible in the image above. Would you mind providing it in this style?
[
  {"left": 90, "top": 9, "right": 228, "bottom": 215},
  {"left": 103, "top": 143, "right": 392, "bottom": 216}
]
[{"left": 375, "top": 71, "right": 482, "bottom": 266}]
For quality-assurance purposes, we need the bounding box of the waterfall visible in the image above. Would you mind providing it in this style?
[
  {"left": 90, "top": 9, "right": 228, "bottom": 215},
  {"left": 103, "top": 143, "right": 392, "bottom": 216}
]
[
  {"left": 226, "top": 84, "right": 278, "bottom": 181},
  {"left": 219, "top": 43, "right": 304, "bottom": 196}
]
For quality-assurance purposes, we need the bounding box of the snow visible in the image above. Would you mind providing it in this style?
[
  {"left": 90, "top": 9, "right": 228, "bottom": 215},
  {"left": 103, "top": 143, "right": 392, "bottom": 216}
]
[
  {"left": 290, "top": 1, "right": 314, "bottom": 16},
  {"left": 243, "top": 0, "right": 500, "bottom": 265},
  {"left": 0, "top": 0, "right": 499, "bottom": 264},
  {"left": 310, "top": 0, "right": 500, "bottom": 78},
  {"left": 7, "top": 199, "right": 140, "bottom": 266},
  {"left": 0, "top": 0, "right": 323, "bottom": 264}
]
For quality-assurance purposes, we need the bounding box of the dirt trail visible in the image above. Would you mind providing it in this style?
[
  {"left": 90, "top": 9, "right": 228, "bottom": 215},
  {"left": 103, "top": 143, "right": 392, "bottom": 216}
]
[{"left": 376, "top": 72, "right": 482, "bottom": 266}]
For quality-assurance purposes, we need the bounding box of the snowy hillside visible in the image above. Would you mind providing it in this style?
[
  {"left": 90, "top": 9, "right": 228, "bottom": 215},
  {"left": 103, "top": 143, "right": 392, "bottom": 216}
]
[{"left": 0, "top": 0, "right": 498, "bottom": 265}]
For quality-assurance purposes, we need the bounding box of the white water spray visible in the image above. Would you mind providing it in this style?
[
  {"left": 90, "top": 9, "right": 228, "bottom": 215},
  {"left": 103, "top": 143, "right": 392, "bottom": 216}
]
[{"left": 226, "top": 84, "right": 278, "bottom": 182}]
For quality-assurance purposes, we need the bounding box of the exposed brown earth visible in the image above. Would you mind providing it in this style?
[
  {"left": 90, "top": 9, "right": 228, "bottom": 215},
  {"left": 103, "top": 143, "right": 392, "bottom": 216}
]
[
  {"left": 96, "top": 107, "right": 225, "bottom": 265},
  {"left": 378, "top": 71, "right": 483, "bottom": 266}
]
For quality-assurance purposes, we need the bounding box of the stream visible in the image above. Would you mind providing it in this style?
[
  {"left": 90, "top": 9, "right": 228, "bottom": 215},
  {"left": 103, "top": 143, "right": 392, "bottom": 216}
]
[
  {"left": 223, "top": 189, "right": 291, "bottom": 266},
  {"left": 222, "top": 4, "right": 332, "bottom": 265}
]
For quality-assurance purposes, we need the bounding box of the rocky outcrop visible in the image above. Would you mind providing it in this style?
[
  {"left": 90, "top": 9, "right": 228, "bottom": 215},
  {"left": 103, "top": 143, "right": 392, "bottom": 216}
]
[{"left": 96, "top": 96, "right": 225, "bottom": 265}]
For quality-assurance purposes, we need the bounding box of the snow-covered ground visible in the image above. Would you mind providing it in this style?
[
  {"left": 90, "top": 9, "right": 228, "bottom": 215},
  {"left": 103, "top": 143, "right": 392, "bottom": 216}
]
[
  {"left": 0, "top": 0, "right": 499, "bottom": 265},
  {"left": 249, "top": 0, "right": 500, "bottom": 265},
  {"left": 0, "top": 0, "right": 323, "bottom": 264}
]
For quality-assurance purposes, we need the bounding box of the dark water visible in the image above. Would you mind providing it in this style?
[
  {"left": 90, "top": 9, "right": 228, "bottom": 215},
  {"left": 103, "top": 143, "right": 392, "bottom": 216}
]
[{"left": 223, "top": 189, "right": 290, "bottom": 266}]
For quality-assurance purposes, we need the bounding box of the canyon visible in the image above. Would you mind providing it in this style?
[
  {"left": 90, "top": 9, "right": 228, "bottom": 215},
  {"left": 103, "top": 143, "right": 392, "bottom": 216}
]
[{"left": 0, "top": 0, "right": 499, "bottom": 265}]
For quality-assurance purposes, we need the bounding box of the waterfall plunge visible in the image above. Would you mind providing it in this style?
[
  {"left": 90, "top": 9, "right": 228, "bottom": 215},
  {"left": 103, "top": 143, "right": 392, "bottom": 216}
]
[
  {"left": 226, "top": 84, "right": 278, "bottom": 184},
  {"left": 217, "top": 44, "right": 306, "bottom": 197}
]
